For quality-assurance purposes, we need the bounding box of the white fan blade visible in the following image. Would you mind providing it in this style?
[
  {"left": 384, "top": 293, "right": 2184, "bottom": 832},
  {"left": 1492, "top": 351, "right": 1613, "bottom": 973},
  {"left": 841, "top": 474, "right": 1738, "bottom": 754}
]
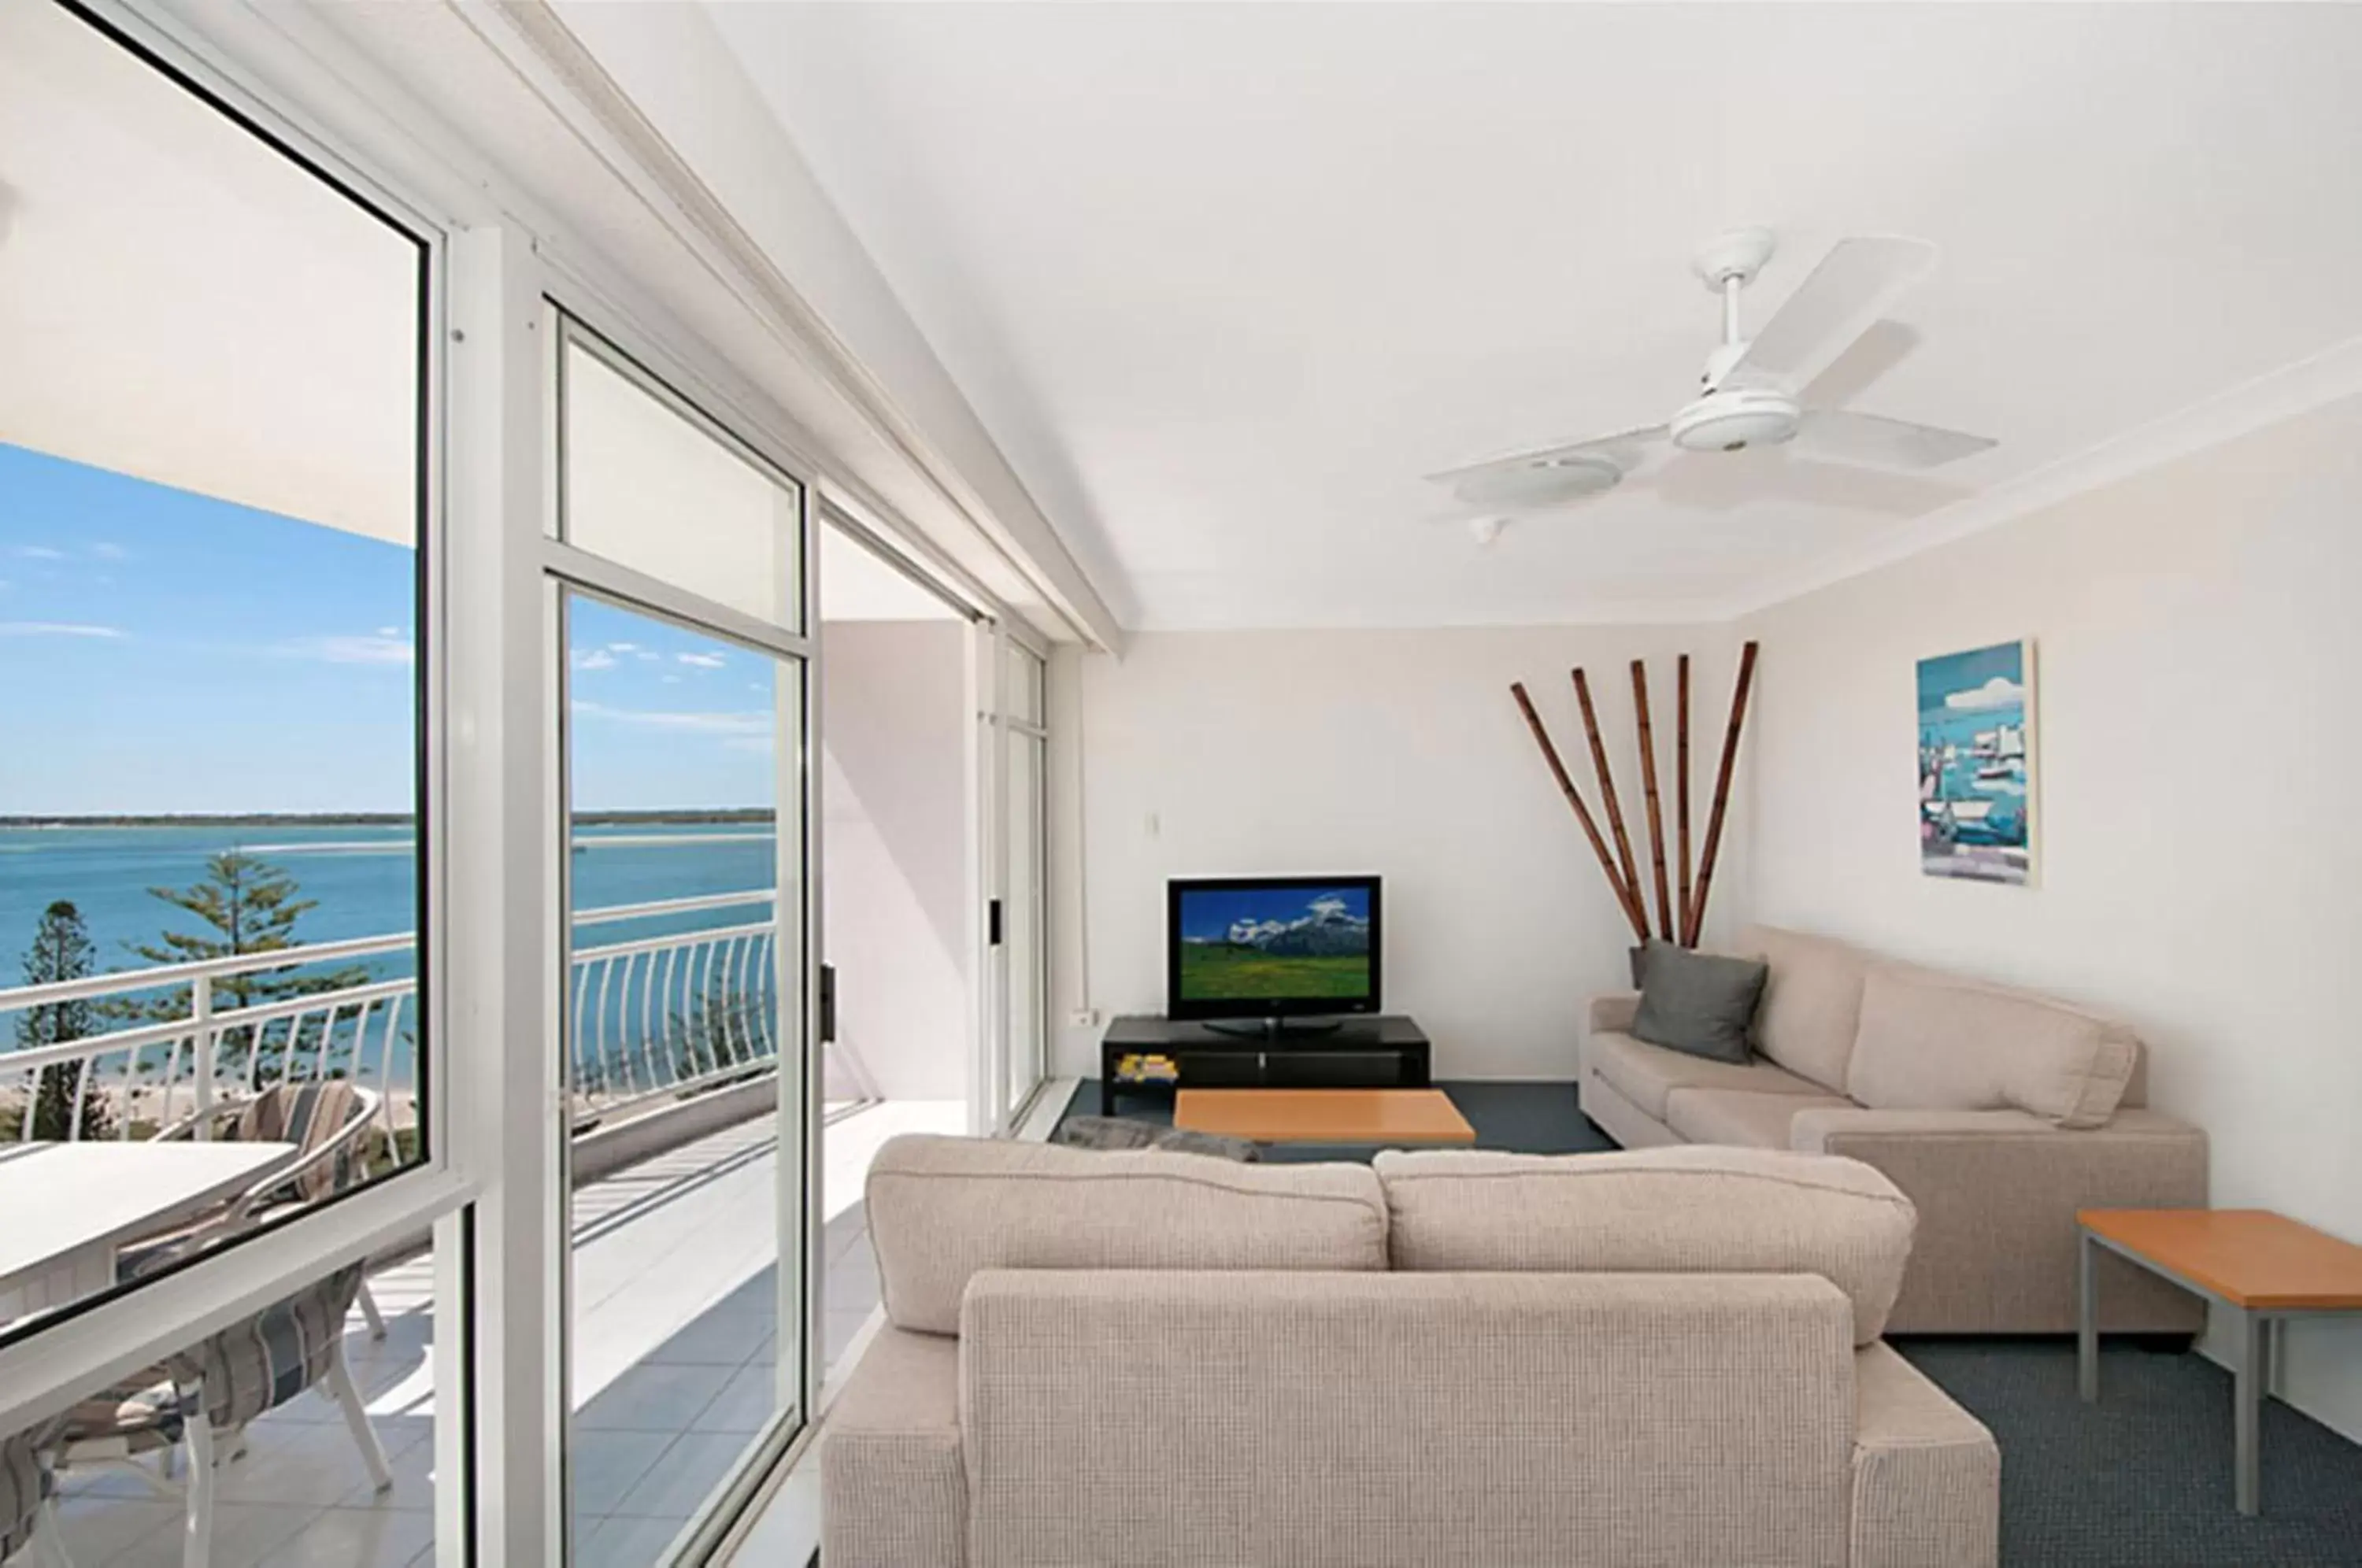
[
  {"left": 1795, "top": 408, "right": 1995, "bottom": 470},
  {"left": 1427, "top": 425, "right": 1667, "bottom": 508},
  {"left": 1728, "top": 237, "right": 1938, "bottom": 393}
]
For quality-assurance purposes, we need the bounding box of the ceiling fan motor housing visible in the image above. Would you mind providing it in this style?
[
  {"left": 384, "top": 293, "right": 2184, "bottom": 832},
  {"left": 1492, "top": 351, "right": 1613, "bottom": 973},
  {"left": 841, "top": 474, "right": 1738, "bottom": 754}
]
[{"left": 1672, "top": 385, "right": 1801, "bottom": 453}]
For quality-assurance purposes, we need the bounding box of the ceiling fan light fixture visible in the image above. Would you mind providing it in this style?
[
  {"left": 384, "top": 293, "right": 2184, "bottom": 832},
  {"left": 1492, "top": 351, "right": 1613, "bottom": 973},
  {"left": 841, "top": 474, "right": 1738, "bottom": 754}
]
[
  {"left": 1450, "top": 451, "right": 1622, "bottom": 508},
  {"left": 1670, "top": 386, "right": 1802, "bottom": 453}
]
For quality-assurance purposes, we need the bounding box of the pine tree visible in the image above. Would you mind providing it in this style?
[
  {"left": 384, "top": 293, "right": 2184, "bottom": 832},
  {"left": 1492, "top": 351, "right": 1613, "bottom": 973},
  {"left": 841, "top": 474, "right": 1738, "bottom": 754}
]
[
  {"left": 122, "top": 851, "right": 372, "bottom": 1087},
  {"left": 17, "top": 900, "right": 113, "bottom": 1140}
]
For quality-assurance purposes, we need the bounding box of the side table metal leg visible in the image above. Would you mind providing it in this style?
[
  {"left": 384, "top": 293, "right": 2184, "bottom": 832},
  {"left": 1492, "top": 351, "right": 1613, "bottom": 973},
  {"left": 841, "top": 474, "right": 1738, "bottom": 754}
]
[
  {"left": 2234, "top": 1306, "right": 2264, "bottom": 1515},
  {"left": 2077, "top": 1230, "right": 2099, "bottom": 1403}
]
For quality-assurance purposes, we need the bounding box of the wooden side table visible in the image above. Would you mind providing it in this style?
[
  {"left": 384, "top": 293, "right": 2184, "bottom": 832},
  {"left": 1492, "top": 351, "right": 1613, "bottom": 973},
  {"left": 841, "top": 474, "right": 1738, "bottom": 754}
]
[{"left": 2078, "top": 1207, "right": 2362, "bottom": 1515}]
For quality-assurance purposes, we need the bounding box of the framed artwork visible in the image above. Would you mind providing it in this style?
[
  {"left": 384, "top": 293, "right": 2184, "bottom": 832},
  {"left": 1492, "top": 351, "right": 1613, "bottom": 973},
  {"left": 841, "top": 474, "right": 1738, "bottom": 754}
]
[{"left": 1917, "top": 639, "right": 2037, "bottom": 886}]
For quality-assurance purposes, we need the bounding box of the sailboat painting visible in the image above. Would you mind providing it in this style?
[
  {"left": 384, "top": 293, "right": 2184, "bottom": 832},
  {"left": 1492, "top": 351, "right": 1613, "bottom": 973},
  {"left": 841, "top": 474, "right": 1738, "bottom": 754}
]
[{"left": 1918, "top": 640, "right": 2037, "bottom": 886}]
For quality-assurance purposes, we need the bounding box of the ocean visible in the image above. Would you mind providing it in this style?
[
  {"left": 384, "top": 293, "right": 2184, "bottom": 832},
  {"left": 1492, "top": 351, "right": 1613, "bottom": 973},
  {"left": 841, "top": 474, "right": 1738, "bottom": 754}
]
[{"left": 0, "top": 822, "right": 781, "bottom": 989}]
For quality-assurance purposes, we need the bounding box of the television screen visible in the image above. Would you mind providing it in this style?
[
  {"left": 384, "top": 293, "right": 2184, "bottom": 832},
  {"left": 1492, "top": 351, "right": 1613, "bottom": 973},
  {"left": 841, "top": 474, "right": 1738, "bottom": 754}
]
[{"left": 1167, "top": 876, "right": 1381, "bottom": 1019}]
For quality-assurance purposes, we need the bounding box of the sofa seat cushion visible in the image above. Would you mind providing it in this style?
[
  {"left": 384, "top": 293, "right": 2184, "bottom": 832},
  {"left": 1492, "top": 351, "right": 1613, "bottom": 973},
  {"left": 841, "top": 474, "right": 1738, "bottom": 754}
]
[
  {"left": 1850, "top": 1343, "right": 2000, "bottom": 1568},
  {"left": 1665, "top": 1087, "right": 1855, "bottom": 1150},
  {"left": 1373, "top": 1145, "right": 1919, "bottom": 1345},
  {"left": 1741, "top": 925, "right": 1872, "bottom": 1093},
  {"left": 1846, "top": 966, "right": 2140, "bottom": 1129},
  {"left": 821, "top": 1327, "right": 964, "bottom": 1568},
  {"left": 1587, "top": 1030, "right": 1832, "bottom": 1121},
  {"left": 865, "top": 1134, "right": 1388, "bottom": 1336}
]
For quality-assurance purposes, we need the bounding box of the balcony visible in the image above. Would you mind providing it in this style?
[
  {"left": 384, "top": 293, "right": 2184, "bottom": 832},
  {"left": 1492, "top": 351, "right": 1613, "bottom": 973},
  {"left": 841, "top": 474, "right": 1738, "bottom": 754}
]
[{"left": 0, "top": 900, "right": 954, "bottom": 1567}]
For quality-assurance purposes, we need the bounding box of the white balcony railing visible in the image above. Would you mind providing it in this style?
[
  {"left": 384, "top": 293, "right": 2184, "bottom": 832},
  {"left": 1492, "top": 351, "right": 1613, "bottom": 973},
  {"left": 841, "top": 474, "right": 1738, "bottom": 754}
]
[{"left": 0, "top": 889, "right": 781, "bottom": 1160}]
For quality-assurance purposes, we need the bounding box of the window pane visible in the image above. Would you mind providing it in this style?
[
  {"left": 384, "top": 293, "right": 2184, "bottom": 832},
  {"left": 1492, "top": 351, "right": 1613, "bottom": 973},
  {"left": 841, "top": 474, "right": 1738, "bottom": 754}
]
[
  {"left": 1005, "top": 642, "right": 1045, "bottom": 727},
  {"left": 560, "top": 332, "right": 805, "bottom": 633},
  {"left": 0, "top": 0, "right": 428, "bottom": 1348},
  {"left": 564, "top": 596, "right": 802, "bottom": 1560},
  {"left": 46, "top": 1239, "right": 446, "bottom": 1566}
]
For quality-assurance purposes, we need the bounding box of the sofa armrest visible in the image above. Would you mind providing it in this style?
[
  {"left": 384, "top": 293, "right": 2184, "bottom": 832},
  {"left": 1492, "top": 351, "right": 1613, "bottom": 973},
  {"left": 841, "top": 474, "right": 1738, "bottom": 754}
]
[
  {"left": 1588, "top": 991, "right": 1641, "bottom": 1035},
  {"left": 820, "top": 1327, "right": 965, "bottom": 1568},
  {"left": 1788, "top": 1107, "right": 2208, "bottom": 1333},
  {"left": 1851, "top": 1344, "right": 1998, "bottom": 1568}
]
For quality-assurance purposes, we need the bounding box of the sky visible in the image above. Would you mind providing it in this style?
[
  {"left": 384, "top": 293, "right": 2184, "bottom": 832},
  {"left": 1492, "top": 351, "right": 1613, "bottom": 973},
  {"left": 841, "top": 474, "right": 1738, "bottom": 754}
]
[{"left": 0, "top": 442, "right": 781, "bottom": 815}]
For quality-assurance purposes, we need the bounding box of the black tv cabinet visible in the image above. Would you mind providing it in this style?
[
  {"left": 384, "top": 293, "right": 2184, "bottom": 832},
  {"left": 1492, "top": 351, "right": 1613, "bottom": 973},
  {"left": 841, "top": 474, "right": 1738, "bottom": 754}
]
[{"left": 1098, "top": 1015, "right": 1431, "bottom": 1115}]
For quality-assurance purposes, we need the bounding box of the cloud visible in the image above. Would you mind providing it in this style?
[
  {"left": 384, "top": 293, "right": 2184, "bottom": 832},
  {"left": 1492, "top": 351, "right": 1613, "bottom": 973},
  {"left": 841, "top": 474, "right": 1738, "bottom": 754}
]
[
  {"left": 1945, "top": 676, "right": 2025, "bottom": 712},
  {"left": 636, "top": 651, "right": 661, "bottom": 664},
  {"left": 0, "top": 621, "right": 124, "bottom": 638},
  {"left": 7, "top": 545, "right": 65, "bottom": 561},
  {"left": 375, "top": 625, "right": 402, "bottom": 638},
  {"left": 606, "top": 642, "right": 639, "bottom": 653},
  {"left": 571, "top": 699, "right": 772, "bottom": 738},
  {"left": 676, "top": 652, "right": 726, "bottom": 669},
  {"left": 283, "top": 632, "right": 414, "bottom": 666},
  {"left": 91, "top": 542, "right": 129, "bottom": 561},
  {"left": 572, "top": 648, "right": 618, "bottom": 672},
  {"left": 660, "top": 673, "right": 683, "bottom": 685}
]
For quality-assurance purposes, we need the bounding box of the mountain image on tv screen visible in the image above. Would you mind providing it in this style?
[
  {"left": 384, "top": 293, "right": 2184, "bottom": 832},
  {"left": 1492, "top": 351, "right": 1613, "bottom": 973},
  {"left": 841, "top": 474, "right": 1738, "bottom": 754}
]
[{"left": 1174, "top": 885, "right": 1373, "bottom": 1002}]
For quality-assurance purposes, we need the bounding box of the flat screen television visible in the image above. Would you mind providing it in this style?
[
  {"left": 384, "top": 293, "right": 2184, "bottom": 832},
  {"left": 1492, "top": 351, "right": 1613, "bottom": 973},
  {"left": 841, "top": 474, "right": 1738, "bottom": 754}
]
[{"left": 1166, "top": 875, "right": 1382, "bottom": 1026}]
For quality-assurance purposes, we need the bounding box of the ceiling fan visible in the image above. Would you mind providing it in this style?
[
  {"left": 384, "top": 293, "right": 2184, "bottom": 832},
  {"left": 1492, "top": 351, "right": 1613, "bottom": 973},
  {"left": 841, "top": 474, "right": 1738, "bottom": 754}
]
[{"left": 1431, "top": 228, "right": 1996, "bottom": 513}]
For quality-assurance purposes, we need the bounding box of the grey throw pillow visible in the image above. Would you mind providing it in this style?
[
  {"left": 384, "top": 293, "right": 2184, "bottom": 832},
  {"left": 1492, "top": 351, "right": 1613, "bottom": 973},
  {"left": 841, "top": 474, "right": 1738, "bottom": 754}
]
[{"left": 1630, "top": 941, "right": 1768, "bottom": 1065}]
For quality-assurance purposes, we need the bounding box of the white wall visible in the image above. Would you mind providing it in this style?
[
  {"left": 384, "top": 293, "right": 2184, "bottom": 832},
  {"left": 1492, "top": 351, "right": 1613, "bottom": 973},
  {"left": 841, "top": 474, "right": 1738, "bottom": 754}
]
[
  {"left": 821, "top": 619, "right": 970, "bottom": 1100},
  {"left": 1063, "top": 625, "right": 1746, "bottom": 1080},
  {"left": 1738, "top": 394, "right": 2362, "bottom": 1443}
]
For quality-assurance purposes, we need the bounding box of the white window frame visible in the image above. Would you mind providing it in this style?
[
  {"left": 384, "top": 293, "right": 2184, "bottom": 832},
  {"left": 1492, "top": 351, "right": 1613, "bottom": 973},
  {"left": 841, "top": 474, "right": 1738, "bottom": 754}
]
[
  {"left": 0, "top": 0, "right": 475, "bottom": 1449},
  {"left": 540, "top": 302, "right": 824, "bottom": 1564},
  {"left": 3, "top": 4, "right": 1079, "bottom": 1562}
]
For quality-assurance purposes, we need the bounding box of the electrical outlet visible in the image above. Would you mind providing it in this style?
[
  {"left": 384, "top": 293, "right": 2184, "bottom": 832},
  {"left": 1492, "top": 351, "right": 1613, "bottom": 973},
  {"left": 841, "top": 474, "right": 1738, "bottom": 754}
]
[{"left": 1067, "top": 1007, "right": 1103, "bottom": 1029}]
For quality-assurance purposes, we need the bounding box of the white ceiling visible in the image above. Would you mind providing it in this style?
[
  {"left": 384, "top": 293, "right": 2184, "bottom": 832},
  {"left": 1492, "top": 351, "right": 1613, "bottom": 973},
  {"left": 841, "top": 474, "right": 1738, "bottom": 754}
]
[
  {"left": 709, "top": 3, "right": 2362, "bottom": 630},
  {"left": 0, "top": 0, "right": 417, "bottom": 545}
]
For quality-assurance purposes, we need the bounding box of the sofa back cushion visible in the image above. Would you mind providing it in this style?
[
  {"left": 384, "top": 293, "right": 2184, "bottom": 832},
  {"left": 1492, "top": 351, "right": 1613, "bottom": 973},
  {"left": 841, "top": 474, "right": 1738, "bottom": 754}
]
[
  {"left": 1372, "top": 1145, "right": 1916, "bottom": 1344},
  {"left": 1741, "top": 924, "right": 1871, "bottom": 1092},
  {"left": 865, "top": 1134, "right": 1388, "bottom": 1335},
  {"left": 1845, "top": 966, "right": 2140, "bottom": 1129},
  {"left": 958, "top": 1270, "right": 1854, "bottom": 1568}
]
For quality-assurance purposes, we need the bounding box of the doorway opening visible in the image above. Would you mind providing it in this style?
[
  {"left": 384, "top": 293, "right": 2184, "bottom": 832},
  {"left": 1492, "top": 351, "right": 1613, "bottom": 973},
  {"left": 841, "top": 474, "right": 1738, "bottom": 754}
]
[{"left": 815, "top": 519, "right": 973, "bottom": 1376}]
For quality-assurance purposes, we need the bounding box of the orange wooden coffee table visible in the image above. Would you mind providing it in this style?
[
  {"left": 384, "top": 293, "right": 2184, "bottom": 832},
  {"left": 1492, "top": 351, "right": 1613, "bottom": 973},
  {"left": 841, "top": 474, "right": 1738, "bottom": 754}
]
[
  {"left": 1174, "top": 1088, "right": 1475, "bottom": 1146},
  {"left": 2079, "top": 1207, "right": 2362, "bottom": 1514}
]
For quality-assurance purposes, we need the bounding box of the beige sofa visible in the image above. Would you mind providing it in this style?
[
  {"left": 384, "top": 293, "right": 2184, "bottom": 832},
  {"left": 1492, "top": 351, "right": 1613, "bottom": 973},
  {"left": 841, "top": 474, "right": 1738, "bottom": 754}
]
[
  {"left": 1581, "top": 923, "right": 2209, "bottom": 1333},
  {"left": 825, "top": 1133, "right": 1998, "bottom": 1568}
]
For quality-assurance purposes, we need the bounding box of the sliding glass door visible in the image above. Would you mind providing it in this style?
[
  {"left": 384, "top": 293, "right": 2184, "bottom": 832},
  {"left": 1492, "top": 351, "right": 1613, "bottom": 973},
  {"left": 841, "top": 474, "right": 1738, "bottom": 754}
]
[
  {"left": 1001, "top": 642, "right": 1050, "bottom": 1121},
  {"left": 550, "top": 317, "right": 813, "bottom": 1563}
]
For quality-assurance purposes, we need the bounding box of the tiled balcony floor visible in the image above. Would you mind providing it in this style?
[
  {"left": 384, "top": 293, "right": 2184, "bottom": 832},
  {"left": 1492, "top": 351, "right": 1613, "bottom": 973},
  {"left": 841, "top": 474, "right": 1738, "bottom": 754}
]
[{"left": 46, "top": 1098, "right": 957, "bottom": 1567}]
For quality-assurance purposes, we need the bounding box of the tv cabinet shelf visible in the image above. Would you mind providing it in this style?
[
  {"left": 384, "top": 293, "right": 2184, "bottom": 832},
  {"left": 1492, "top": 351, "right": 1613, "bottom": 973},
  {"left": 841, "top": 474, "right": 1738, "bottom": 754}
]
[{"left": 1098, "top": 1015, "right": 1431, "bottom": 1116}]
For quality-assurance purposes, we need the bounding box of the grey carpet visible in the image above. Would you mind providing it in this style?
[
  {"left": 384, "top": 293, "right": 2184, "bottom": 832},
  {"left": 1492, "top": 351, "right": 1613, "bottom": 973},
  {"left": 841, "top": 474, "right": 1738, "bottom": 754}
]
[{"left": 1059, "top": 1080, "right": 2362, "bottom": 1566}]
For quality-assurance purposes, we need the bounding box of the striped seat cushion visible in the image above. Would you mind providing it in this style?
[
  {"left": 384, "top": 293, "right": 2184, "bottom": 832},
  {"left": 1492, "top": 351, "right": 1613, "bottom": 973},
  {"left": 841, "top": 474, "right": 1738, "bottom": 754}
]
[
  {"left": 169, "top": 1263, "right": 365, "bottom": 1429},
  {"left": 66, "top": 1264, "right": 365, "bottom": 1448},
  {"left": 239, "top": 1080, "right": 367, "bottom": 1200},
  {"left": 65, "top": 1373, "right": 192, "bottom": 1454}
]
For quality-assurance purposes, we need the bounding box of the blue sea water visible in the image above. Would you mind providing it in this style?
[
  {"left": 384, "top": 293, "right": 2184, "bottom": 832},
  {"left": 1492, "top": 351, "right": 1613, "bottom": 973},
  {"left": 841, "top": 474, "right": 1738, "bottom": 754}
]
[{"left": 0, "top": 822, "right": 779, "bottom": 987}]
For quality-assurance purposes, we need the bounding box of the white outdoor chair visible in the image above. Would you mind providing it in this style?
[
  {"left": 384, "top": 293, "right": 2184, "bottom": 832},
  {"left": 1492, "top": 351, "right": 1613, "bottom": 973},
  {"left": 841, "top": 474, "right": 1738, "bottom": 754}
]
[
  {"left": 55, "top": 1263, "right": 389, "bottom": 1568},
  {"left": 0, "top": 1421, "right": 69, "bottom": 1568},
  {"left": 132, "top": 1080, "right": 391, "bottom": 1337}
]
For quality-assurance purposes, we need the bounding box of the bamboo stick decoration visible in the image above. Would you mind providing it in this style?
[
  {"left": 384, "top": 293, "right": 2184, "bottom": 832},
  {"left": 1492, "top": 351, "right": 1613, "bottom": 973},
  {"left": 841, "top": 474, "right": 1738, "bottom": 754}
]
[
  {"left": 1676, "top": 653, "right": 1694, "bottom": 942},
  {"left": 1511, "top": 682, "right": 1649, "bottom": 944},
  {"left": 1683, "top": 639, "right": 1760, "bottom": 948},
  {"left": 1571, "top": 669, "right": 1647, "bottom": 940},
  {"left": 1630, "top": 660, "right": 1675, "bottom": 942}
]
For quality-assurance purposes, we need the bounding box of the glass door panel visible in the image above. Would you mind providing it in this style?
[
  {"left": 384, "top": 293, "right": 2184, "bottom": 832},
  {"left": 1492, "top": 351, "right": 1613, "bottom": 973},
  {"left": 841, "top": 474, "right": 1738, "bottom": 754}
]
[
  {"left": 1001, "top": 644, "right": 1049, "bottom": 1119},
  {"left": 1005, "top": 726, "right": 1046, "bottom": 1118},
  {"left": 561, "top": 594, "right": 804, "bottom": 1562}
]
